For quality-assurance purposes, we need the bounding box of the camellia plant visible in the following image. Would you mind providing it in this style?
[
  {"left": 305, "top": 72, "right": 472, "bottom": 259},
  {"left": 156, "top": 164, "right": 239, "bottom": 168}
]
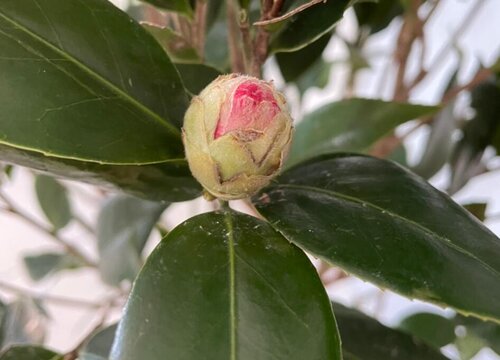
[{"left": 0, "top": 0, "right": 499, "bottom": 359}]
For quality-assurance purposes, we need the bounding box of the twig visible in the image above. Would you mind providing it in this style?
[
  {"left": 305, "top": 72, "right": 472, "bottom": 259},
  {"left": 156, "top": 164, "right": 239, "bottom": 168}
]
[
  {"left": 0, "top": 190, "right": 97, "bottom": 267},
  {"left": 239, "top": 9, "right": 254, "bottom": 73},
  {"left": 442, "top": 67, "right": 493, "bottom": 103},
  {"left": 227, "top": 0, "right": 246, "bottom": 73},
  {"left": 193, "top": 0, "right": 208, "bottom": 58},
  {"left": 253, "top": 0, "right": 324, "bottom": 26},
  {"left": 251, "top": 0, "right": 285, "bottom": 77},
  {"left": 0, "top": 279, "right": 104, "bottom": 309},
  {"left": 74, "top": 215, "right": 94, "bottom": 234}
]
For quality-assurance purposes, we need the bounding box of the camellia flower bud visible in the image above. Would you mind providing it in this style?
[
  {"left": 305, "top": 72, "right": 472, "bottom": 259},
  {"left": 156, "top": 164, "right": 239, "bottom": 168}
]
[{"left": 182, "top": 74, "right": 293, "bottom": 200}]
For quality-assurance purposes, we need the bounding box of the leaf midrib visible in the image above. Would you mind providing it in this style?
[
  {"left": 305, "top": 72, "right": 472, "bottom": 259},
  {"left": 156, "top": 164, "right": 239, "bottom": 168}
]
[
  {"left": 271, "top": 183, "right": 500, "bottom": 280},
  {"left": 224, "top": 212, "right": 237, "bottom": 360},
  {"left": 0, "top": 7, "right": 181, "bottom": 139}
]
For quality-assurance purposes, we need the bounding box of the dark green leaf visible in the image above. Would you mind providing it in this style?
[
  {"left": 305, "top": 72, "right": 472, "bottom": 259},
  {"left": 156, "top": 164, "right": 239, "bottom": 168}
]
[
  {"left": 354, "top": 0, "right": 403, "bottom": 34},
  {"left": 0, "top": 0, "right": 188, "bottom": 164},
  {"left": 97, "top": 195, "right": 166, "bottom": 286},
  {"left": 270, "top": 0, "right": 355, "bottom": 53},
  {"left": 463, "top": 203, "right": 488, "bottom": 222},
  {"left": 174, "top": 63, "right": 222, "bottom": 95},
  {"left": 295, "top": 58, "right": 332, "bottom": 96},
  {"left": 1, "top": 298, "right": 46, "bottom": 349},
  {"left": 141, "top": 0, "right": 193, "bottom": 16},
  {"left": 288, "top": 99, "right": 438, "bottom": 166},
  {"left": 399, "top": 313, "right": 456, "bottom": 348},
  {"left": 276, "top": 32, "right": 331, "bottom": 82},
  {"left": 0, "top": 346, "right": 61, "bottom": 360},
  {"left": 35, "top": 175, "right": 71, "bottom": 231},
  {"left": 79, "top": 324, "right": 118, "bottom": 360},
  {"left": 335, "top": 304, "right": 449, "bottom": 359},
  {"left": 142, "top": 23, "right": 200, "bottom": 63},
  {"left": 449, "top": 79, "right": 500, "bottom": 193},
  {"left": 253, "top": 153, "right": 500, "bottom": 322},
  {"left": 23, "top": 252, "right": 84, "bottom": 281},
  {"left": 0, "top": 144, "right": 201, "bottom": 202},
  {"left": 111, "top": 211, "right": 340, "bottom": 360}
]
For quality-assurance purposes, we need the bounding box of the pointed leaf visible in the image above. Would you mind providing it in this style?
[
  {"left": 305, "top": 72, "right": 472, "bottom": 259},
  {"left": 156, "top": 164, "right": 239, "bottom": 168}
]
[
  {"left": 270, "top": 0, "right": 357, "bottom": 53},
  {"left": 276, "top": 32, "right": 331, "bottom": 82},
  {"left": 254, "top": 153, "right": 500, "bottom": 322},
  {"left": 0, "top": 346, "right": 61, "bottom": 360},
  {"left": 97, "top": 195, "right": 166, "bottom": 286},
  {"left": 80, "top": 324, "right": 118, "bottom": 360},
  {"left": 23, "top": 252, "right": 84, "bottom": 281},
  {"left": 335, "top": 304, "right": 449, "bottom": 359},
  {"left": 288, "top": 99, "right": 439, "bottom": 166},
  {"left": 0, "top": 0, "right": 188, "bottom": 164},
  {"left": 35, "top": 175, "right": 71, "bottom": 231},
  {"left": 111, "top": 211, "right": 341, "bottom": 360},
  {"left": 0, "top": 144, "right": 201, "bottom": 202},
  {"left": 142, "top": 24, "right": 200, "bottom": 63}
]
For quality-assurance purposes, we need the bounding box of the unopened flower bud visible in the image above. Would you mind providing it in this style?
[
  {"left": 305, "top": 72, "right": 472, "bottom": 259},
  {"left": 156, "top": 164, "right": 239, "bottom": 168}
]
[{"left": 182, "top": 74, "right": 293, "bottom": 200}]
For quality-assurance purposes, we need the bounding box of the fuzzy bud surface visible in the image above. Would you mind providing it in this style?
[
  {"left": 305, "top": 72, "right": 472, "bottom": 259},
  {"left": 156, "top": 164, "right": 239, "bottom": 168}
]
[{"left": 182, "top": 74, "right": 293, "bottom": 200}]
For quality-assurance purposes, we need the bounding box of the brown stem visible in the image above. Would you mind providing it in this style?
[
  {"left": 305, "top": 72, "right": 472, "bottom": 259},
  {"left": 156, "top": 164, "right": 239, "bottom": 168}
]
[
  {"left": 227, "top": 0, "right": 246, "bottom": 73},
  {"left": 193, "top": 0, "right": 208, "bottom": 58},
  {"left": 251, "top": 0, "right": 285, "bottom": 77},
  {"left": 253, "top": 0, "right": 323, "bottom": 26},
  {"left": 0, "top": 190, "right": 97, "bottom": 267},
  {"left": 0, "top": 279, "right": 105, "bottom": 308}
]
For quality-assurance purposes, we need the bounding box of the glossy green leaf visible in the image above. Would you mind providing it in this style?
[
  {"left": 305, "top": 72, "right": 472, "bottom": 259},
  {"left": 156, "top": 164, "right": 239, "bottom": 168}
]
[
  {"left": 288, "top": 99, "right": 438, "bottom": 166},
  {"left": 335, "top": 304, "right": 448, "bottom": 359},
  {"left": 97, "top": 195, "right": 166, "bottom": 286},
  {"left": 0, "top": 346, "right": 61, "bottom": 360},
  {"left": 80, "top": 324, "right": 118, "bottom": 360},
  {"left": 23, "top": 252, "right": 83, "bottom": 281},
  {"left": 0, "top": 144, "right": 201, "bottom": 202},
  {"left": 174, "top": 63, "right": 222, "bottom": 95},
  {"left": 270, "top": 0, "right": 354, "bottom": 53},
  {"left": 399, "top": 313, "right": 456, "bottom": 348},
  {"left": 1, "top": 298, "right": 46, "bottom": 349},
  {"left": 141, "top": 0, "right": 193, "bottom": 16},
  {"left": 142, "top": 23, "right": 200, "bottom": 63},
  {"left": 276, "top": 32, "right": 331, "bottom": 82},
  {"left": 253, "top": 153, "right": 500, "bottom": 322},
  {"left": 354, "top": 0, "right": 403, "bottom": 34},
  {"left": 35, "top": 175, "right": 71, "bottom": 231},
  {"left": 0, "top": 0, "right": 188, "bottom": 164},
  {"left": 111, "top": 211, "right": 340, "bottom": 360}
]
